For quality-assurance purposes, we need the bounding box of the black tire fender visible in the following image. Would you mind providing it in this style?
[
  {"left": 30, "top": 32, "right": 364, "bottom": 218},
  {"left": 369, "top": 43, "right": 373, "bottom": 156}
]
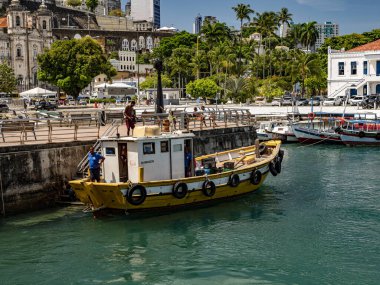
[
  {"left": 202, "top": 180, "right": 216, "bottom": 197},
  {"left": 126, "top": 185, "right": 147, "bottom": 206},
  {"left": 275, "top": 156, "right": 282, "bottom": 174},
  {"left": 172, "top": 182, "right": 188, "bottom": 199},
  {"left": 358, "top": 131, "right": 365, "bottom": 138},
  {"left": 250, "top": 169, "right": 262, "bottom": 185},
  {"left": 228, "top": 174, "right": 240, "bottom": 188},
  {"left": 269, "top": 161, "right": 278, "bottom": 176}
]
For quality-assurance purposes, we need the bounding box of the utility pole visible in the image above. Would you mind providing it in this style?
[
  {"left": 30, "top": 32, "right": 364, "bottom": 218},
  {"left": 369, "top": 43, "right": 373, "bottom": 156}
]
[{"left": 154, "top": 59, "right": 164, "bottom": 113}]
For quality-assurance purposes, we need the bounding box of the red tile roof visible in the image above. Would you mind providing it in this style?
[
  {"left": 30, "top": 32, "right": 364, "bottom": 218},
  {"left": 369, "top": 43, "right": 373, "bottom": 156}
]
[
  {"left": 348, "top": 39, "right": 380, "bottom": 52},
  {"left": 0, "top": 17, "right": 7, "bottom": 28}
]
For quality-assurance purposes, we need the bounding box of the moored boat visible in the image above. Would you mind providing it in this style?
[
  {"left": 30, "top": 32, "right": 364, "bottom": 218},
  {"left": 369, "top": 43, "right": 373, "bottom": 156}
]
[
  {"left": 339, "top": 119, "right": 380, "bottom": 146},
  {"left": 69, "top": 126, "right": 284, "bottom": 215},
  {"left": 292, "top": 118, "right": 343, "bottom": 144}
]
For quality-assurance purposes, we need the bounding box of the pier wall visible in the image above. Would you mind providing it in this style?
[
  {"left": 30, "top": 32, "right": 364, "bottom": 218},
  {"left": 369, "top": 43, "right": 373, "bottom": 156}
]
[
  {"left": 0, "top": 126, "right": 256, "bottom": 216},
  {"left": 0, "top": 142, "right": 94, "bottom": 216}
]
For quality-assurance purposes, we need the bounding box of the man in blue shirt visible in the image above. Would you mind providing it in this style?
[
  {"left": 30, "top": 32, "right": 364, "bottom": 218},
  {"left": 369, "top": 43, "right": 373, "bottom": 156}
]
[{"left": 88, "top": 147, "right": 105, "bottom": 182}]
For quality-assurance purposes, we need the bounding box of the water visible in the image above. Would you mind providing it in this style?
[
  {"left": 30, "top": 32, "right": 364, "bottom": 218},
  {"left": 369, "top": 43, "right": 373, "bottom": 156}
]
[{"left": 1, "top": 145, "right": 379, "bottom": 285}]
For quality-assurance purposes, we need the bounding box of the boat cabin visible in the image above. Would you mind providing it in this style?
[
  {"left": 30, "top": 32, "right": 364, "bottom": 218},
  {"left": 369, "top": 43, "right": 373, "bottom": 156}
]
[{"left": 99, "top": 126, "right": 195, "bottom": 183}]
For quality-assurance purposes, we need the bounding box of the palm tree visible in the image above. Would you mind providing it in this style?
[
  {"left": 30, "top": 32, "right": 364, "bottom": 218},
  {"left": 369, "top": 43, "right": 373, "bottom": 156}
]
[
  {"left": 300, "top": 21, "right": 319, "bottom": 51},
  {"left": 226, "top": 76, "right": 247, "bottom": 103},
  {"left": 289, "top": 51, "right": 321, "bottom": 96},
  {"left": 252, "top": 12, "right": 278, "bottom": 38},
  {"left": 232, "top": 3, "right": 254, "bottom": 76},
  {"left": 287, "top": 23, "right": 304, "bottom": 48},
  {"left": 277, "top": 8, "right": 293, "bottom": 38}
]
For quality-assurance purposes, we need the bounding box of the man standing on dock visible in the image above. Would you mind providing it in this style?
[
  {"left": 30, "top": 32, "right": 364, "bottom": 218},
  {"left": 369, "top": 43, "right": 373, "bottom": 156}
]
[
  {"left": 88, "top": 147, "right": 105, "bottom": 182},
  {"left": 124, "top": 101, "right": 136, "bottom": 136}
]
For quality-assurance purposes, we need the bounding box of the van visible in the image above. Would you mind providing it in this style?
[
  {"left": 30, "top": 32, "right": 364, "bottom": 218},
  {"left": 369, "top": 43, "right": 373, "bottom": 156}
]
[{"left": 43, "top": 94, "right": 58, "bottom": 104}]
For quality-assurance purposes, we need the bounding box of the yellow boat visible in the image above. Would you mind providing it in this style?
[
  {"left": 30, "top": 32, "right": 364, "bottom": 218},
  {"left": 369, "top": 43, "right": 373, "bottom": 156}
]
[{"left": 69, "top": 126, "right": 283, "bottom": 215}]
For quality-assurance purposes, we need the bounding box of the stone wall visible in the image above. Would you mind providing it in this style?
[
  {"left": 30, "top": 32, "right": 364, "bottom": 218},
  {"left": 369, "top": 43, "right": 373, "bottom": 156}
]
[
  {"left": 0, "top": 126, "right": 257, "bottom": 216},
  {"left": 0, "top": 141, "right": 95, "bottom": 216}
]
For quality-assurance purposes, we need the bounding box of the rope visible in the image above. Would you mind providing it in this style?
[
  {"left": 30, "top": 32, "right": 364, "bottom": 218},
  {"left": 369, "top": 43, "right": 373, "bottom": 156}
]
[{"left": 297, "top": 133, "right": 337, "bottom": 148}]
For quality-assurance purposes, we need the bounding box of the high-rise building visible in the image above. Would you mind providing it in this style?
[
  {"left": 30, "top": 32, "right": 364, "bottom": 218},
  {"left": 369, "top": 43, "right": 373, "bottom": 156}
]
[
  {"left": 130, "top": 0, "right": 160, "bottom": 28},
  {"left": 193, "top": 14, "right": 202, "bottom": 34},
  {"left": 315, "top": 22, "right": 339, "bottom": 49},
  {"left": 125, "top": 0, "right": 131, "bottom": 16}
]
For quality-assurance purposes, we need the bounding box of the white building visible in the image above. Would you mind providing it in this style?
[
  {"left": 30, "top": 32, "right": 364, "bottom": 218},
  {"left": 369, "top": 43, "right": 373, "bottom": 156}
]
[
  {"left": 316, "top": 22, "right": 339, "bottom": 49},
  {"left": 328, "top": 40, "right": 380, "bottom": 98},
  {"left": 130, "top": 0, "right": 160, "bottom": 29}
]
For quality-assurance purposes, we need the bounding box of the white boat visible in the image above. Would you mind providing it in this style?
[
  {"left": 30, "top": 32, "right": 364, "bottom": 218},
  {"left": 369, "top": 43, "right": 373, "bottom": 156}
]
[{"left": 339, "top": 119, "right": 380, "bottom": 146}]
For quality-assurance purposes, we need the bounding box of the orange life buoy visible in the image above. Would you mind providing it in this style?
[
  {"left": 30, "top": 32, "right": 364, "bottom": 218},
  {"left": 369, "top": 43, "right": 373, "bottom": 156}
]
[{"left": 308, "top": 112, "right": 316, "bottom": 120}]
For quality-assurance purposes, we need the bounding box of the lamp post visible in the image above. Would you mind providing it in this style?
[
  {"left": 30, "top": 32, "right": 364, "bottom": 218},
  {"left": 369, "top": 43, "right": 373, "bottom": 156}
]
[{"left": 154, "top": 59, "right": 164, "bottom": 113}]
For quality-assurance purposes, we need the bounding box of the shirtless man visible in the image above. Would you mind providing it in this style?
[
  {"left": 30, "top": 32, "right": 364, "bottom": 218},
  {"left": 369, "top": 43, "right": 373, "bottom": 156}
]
[{"left": 123, "top": 101, "right": 136, "bottom": 136}]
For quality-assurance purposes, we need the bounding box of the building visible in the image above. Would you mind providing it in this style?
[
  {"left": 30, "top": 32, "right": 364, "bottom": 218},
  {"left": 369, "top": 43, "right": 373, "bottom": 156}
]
[
  {"left": 193, "top": 14, "right": 202, "bottom": 34},
  {"left": 328, "top": 40, "right": 380, "bottom": 98},
  {"left": 316, "top": 22, "right": 339, "bottom": 49},
  {"left": 130, "top": 0, "right": 160, "bottom": 29}
]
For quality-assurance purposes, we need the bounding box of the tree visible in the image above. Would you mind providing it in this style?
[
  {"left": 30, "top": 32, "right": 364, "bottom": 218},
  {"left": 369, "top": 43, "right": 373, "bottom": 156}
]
[
  {"left": 226, "top": 77, "right": 247, "bottom": 102},
  {"left": 232, "top": 4, "right": 254, "bottom": 77},
  {"left": 300, "top": 21, "right": 319, "bottom": 51},
  {"left": 186, "top": 78, "right": 220, "bottom": 99},
  {"left": 66, "top": 0, "right": 81, "bottom": 7},
  {"left": 0, "top": 63, "right": 16, "bottom": 94},
  {"left": 277, "top": 8, "right": 292, "bottom": 41},
  {"left": 85, "top": 0, "right": 98, "bottom": 12},
  {"left": 289, "top": 51, "right": 321, "bottom": 96},
  {"left": 109, "top": 9, "right": 124, "bottom": 17},
  {"left": 140, "top": 74, "right": 172, "bottom": 90},
  {"left": 38, "top": 37, "right": 116, "bottom": 98}
]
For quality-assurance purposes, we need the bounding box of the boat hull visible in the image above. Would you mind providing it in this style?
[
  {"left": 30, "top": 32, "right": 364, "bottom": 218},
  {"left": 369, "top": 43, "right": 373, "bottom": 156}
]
[
  {"left": 340, "top": 132, "right": 380, "bottom": 146},
  {"left": 293, "top": 126, "right": 342, "bottom": 144}
]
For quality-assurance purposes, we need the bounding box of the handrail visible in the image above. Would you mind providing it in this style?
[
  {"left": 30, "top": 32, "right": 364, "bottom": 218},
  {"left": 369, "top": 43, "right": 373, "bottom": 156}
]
[{"left": 329, "top": 78, "right": 365, "bottom": 98}]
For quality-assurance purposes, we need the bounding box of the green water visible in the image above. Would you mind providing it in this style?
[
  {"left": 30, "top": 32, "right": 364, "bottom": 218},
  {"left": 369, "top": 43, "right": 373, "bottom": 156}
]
[{"left": 0, "top": 145, "right": 379, "bottom": 285}]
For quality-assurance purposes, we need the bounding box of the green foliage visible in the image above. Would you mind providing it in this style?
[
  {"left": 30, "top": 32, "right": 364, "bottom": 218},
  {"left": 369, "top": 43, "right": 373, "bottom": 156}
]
[
  {"left": 89, "top": 98, "right": 116, "bottom": 103},
  {"left": 37, "top": 37, "right": 116, "bottom": 98},
  {"left": 109, "top": 9, "right": 124, "bottom": 17},
  {"left": 154, "top": 31, "right": 197, "bottom": 58},
  {"left": 140, "top": 74, "right": 172, "bottom": 90},
  {"left": 66, "top": 0, "right": 81, "bottom": 7},
  {"left": 85, "top": 0, "right": 98, "bottom": 12},
  {"left": 0, "top": 63, "right": 16, "bottom": 94},
  {"left": 108, "top": 51, "right": 119, "bottom": 60},
  {"left": 186, "top": 78, "right": 221, "bottom": 99},
  {"left": 257, "top": 78, "right": 285, "bottom": 99}
]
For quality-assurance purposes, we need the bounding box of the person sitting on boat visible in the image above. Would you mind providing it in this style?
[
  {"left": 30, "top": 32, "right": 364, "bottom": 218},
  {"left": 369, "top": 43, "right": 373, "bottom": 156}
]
[
  {"left": 123, "top": 101, "right": 136, "bottom": 136},
  {"left": 199, "top": 106, "right": 208, "bottom": 127},
  {"left": 88, "top": 147, "right": 105, "bottom": 182}
]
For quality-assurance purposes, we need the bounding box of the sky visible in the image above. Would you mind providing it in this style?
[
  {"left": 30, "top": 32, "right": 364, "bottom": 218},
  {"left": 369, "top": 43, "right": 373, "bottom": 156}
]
[{"left": 144, "top": 0, "right": 380, "bottom": 35}]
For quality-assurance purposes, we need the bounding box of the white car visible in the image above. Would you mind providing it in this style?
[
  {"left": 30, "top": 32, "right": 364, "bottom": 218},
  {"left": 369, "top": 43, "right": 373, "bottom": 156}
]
[
  {"left": 349, "top": 96, "right": 365, "bottom": 105},
  {"left": 323, "top": 97, "right": 342, "bottom": 106}
]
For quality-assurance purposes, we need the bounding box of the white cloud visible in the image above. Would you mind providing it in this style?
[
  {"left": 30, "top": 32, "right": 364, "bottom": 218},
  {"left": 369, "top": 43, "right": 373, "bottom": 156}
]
[{"left": 296, "top": 0, "right": 346, "bottom": 11}]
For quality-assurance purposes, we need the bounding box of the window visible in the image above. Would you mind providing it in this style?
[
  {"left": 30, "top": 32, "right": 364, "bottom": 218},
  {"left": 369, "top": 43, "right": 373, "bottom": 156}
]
[
  {"left": 42, "top": 20, "right": 47, "bottom": 30},
  {"left": 363, "top": 61, "right": 368, "bottom": 75},
  {"left": 160, "top": 141, "right": 169, "bottom": 152},
  {"left": 16, "top": 47, "right": 22, "bottom": 58},
  {"left": 338, "top": 62, "right": 344, "bottom": 75},
  {"left": 173, "top": 144, "right": 182, "bottom": 152},
  {"left": 143, "top": 142, "right": 155, "bottom": 155},
  {"left": 351, "top": 62, "right": 357, "bottom": 75},
  {"left": 105, "top": 148, "right": 116, "bottom": 155},
  {"left": 16, "top": 16, "right": 20, "bottom": 27}
]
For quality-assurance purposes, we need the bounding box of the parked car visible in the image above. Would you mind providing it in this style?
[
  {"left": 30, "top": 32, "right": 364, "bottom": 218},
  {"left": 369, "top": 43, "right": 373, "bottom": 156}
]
[
  {"left": 79, "top": 99, "right": 87, "bottom": 106},
  {"left": 282, "top": 96, "right": 294, "bottom": 106},
  {"left": 296, "top": 98, "right": 309, "bottom": 106},
  {"left": 34, "top": 101, "right": 57, "bottom": 111},
  {"left": 308, "top": 96, "right": 323, "bottom": 106},
  {"left": 360, "top": 95, "right": 380, "bottom": 109},
  {"left": 68, "top": 99, "right": 76, "bottom": 105},
  {"left": 323, "top": 97, "right": 342, "bottom": 106},
  {"left": 271, "top": 97, "right": 282, "bottom": 106},
  {"left": 254, "top": 97, "right": 266, "bottom": 105},
  {"left": 349, "top": 95, "right": 366, "bottom": 105},
  {"left": 0, "top": 103, "right": 9, "bottom": 113}
]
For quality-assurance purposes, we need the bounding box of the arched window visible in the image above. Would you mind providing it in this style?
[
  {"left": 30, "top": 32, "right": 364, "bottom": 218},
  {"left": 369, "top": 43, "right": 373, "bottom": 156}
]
[
  {"left": 16, "top": 46, "right": 22, "bottom": 58},
  {"left": 139, "top": 36, "right": 145, "bottom": 49},
  {"left": 42, "top": 20, "right": 47, "bottom": 30},
  {"left": 122, "top": 39, "right": 129, "bottom": 51},
  {"left": 16, "top": 16, "right": 20, "bottom": 27},
  {"left": 131, "top": 39, "right": 137, "bottom": 51},
  {"left": 146, "top": 36, "right": 153, "bottom": 50},
  {"left": 376, "top": 84, "right": 380, "bottom": 94},
  {"left": 17, "top": 75, "right": 23, "bottom": 86}
]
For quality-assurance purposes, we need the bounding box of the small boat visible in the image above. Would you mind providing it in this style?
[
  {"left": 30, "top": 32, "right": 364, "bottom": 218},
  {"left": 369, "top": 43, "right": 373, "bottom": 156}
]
[
  {"left": 256, "top": 122, "right": 273, "bottom": 141},
  {"left": 292, "top": 118, "right": 343, "bottom": 144},
  {"left": 69, "top": 126, "right": 284, "bottom": 215},
  {"left": 339, "top": 119, "right": 380, "bottom": 146},
  {"left": 267, "top": 122, "right": 298, "bottom": 142}
]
